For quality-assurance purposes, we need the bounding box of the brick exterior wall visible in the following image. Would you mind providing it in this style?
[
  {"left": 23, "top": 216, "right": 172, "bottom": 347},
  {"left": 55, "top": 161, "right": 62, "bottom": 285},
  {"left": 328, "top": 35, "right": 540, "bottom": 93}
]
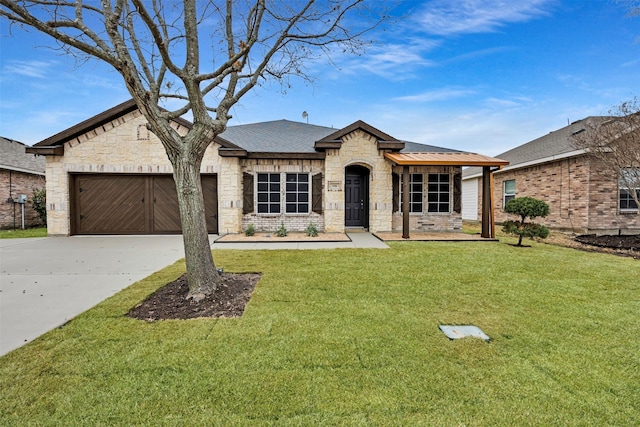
[
  {"left": 0, "top": 169, "right": 45, "bottom": 229},
  {"left": 391, "top": 165, "right": 462, "bottom": 233},
  {"left": 476, "top": 155, "right": 640, "bottom": 234},
  {"left": 240, "top": 158, "right": 325, "bottom": 233}
]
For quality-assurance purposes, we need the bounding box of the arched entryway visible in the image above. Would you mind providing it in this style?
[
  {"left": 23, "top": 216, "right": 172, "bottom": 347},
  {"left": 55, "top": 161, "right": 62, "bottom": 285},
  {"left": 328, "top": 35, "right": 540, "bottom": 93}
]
[{"left": 345, "top": 165, "right": 370, "bottom": 229}]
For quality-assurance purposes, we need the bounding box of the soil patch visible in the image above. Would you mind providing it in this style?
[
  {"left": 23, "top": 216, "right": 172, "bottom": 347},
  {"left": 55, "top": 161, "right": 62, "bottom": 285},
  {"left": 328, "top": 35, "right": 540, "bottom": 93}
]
[
  {"left": 127, "top": 272, "right": 261, "bottom": 321},
  {"left": 545, "top": 233, "right": 640, "bottom": 259},
  {"left": 575, "top": 234, "right": 640, "bottom": 251}
]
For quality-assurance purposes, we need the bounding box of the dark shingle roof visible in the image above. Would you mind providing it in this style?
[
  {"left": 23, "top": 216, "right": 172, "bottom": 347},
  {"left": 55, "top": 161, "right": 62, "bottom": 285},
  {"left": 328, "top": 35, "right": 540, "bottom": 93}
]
[
  {"left": 401, "top": 140, "right": 462, "bottom": 153},
  {"left": 0, "top": 137, "right": 45, "bottom": 174},
  {"left": 219, "top": 120, "right": 336, "bottom": 153},
  {"left": 219, "top": 119, "right": 462, "bottom": 153},
  {"left": 462, "top": 116, "right": 611, "bottom": 178},
  {"left": 27, "top": 98, "right": 467, "bottom": 156}
]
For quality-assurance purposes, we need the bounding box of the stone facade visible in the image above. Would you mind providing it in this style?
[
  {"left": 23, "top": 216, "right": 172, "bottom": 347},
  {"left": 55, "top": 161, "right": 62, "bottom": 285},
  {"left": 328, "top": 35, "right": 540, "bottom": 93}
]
[
  {"left": 475, "top": 155, "right": 640, "bottom": 234},
  {"left": 45, "top": 110, "right": 234, "bottom": 235},
  {"left": 42, "top": 111, "right": 467, "bottom": 236},
  {"left": 323, "top": 129, "right": 394, "bottom": 233},
  {"left": 0, "top": 169, "right": 45, "bottom": 229}
]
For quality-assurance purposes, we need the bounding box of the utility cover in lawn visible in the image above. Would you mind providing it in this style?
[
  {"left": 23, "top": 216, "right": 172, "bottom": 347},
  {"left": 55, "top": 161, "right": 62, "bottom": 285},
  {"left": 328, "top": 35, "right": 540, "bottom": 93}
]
[{"left": 439, "top": 325, "right": 490, "bottom": 342}]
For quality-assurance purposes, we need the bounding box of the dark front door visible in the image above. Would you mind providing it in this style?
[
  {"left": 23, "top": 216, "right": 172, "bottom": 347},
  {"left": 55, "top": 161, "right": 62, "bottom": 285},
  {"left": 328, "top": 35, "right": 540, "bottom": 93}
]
[{"left": 345, "top": 169, "right": 368, "bottom": 227}]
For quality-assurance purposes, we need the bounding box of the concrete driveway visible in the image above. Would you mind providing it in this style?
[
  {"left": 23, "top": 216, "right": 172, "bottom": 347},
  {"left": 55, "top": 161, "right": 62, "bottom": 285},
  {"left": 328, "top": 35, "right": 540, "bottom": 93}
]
[{"left": 0, "top": 236, "right": 191, "bottom": 356}]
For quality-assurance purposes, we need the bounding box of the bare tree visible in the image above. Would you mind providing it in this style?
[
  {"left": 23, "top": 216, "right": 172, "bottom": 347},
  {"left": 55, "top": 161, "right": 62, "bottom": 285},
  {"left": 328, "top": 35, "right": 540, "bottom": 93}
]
[
  {"left": 571, "top": 98, "right": 640, "bottom": 215},
  {"left": 619, "top": 0, "right": 640, "bottom": 16},
  {"left": 0, "top": 0, "right": 385, "bottom": 300}
]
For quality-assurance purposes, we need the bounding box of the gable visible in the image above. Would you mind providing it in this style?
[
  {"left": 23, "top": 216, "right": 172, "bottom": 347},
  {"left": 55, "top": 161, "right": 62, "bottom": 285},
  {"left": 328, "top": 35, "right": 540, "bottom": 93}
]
[
  {"left": 26, "top": 99, "right": 206, "bottom": 156},
  {"left": 314, "top": 120, "right": 404, "bottom": 151}
]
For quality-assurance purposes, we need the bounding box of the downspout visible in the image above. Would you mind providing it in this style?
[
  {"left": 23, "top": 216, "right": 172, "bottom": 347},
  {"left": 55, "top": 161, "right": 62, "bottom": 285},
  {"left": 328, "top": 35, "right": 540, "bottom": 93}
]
[{"left": 10, "top": 170, "right": 16, "bottom": 230}]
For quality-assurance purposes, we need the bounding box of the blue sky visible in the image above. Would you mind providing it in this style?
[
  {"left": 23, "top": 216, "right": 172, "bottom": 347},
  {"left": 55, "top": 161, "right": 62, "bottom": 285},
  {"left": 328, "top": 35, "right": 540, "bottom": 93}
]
[{"left": 1, "top": 0, "right": 638, "bottom": 156}]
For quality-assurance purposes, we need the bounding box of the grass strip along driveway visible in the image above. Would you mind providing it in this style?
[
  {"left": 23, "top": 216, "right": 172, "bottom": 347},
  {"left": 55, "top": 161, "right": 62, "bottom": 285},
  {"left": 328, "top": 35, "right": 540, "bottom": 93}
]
[{"left": 1, "top": 239, "right": 638, "bottom": 425}]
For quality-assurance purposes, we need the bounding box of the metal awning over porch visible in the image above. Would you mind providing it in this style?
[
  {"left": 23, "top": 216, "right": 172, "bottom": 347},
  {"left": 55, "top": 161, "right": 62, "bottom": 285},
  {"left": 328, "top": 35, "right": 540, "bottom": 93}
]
[
  {"left": 384, "top": 152, "right": 509, "bottom": 167},
  {"left": 384, "top": 152, "right": 509, "bottom": 239}
]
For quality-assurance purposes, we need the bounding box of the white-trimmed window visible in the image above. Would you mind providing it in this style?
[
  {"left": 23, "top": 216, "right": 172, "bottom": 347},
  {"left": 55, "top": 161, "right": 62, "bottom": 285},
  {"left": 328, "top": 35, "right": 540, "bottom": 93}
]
[
  {"left": 503, "top": 179, "right": 516, "bottom": 207},
  {"left": 285, "top": 173, "right": 310, "bottom": 213},
  {"left": 427, "top": 173, "right": 450, "bottom": 213},
  {"left": 619, "top": 168, "right": 640, "bottom": 211},
  {"left": 400, "top": 173, "right": 423, "bottom": 213},
  {"left": 257, "top": 173, "right": 281, "bottom": 214}
]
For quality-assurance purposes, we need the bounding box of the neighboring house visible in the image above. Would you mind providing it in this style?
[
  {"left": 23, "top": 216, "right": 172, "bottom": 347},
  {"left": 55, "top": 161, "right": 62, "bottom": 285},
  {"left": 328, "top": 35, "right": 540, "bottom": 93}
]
[
  {"left": 463, "top": 117, "right": 640, "bottom": 235},
  {"left": 0, "top": 137, "right": 46, "bottom": 229},
  {"left": 27, "top": 100, "right": 507, "bottom": 237}
]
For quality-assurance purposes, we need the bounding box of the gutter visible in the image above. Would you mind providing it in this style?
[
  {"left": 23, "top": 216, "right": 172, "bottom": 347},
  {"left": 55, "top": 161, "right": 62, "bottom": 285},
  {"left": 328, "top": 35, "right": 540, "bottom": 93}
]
[{"left": 0, "top": 164, "right": 46, "bottom": 176}]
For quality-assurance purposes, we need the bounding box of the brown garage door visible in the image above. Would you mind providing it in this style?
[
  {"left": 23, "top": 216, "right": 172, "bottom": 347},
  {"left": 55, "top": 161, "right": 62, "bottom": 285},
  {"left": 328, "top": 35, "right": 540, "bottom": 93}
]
[{"left": 72, "top": 174, "right": 218, "bottom": 235}]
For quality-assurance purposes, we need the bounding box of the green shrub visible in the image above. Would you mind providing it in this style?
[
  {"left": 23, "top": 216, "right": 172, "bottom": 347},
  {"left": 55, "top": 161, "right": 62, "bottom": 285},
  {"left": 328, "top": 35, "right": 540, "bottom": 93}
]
[
  {"left": 502, "top": 197, "right": 550, "bottom": 246},
  {"left": 305, "top": 222, "right": 318, "bottom": 237},
  {"left": 245, "top": 223, "right": 255, "bottom": 237},
  {"left": 275, "top": 223, "right": 288, "bottom": 237},
  {"left": 31, "top": 188, "right": 47, "bottom": 226}
]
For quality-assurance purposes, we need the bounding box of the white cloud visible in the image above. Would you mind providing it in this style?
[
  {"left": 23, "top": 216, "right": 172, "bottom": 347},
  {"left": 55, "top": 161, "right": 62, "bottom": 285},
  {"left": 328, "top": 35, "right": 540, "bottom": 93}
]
[
  {"left": 393, "top": 88, "right": 476, "bottom": 103},
  {"left": 332, "top": 38, "right": 441, "bottom": 80},
  {"left": 413, "top": 0, "right": 555, "bottom": 36},
  {"left": 4, "top": 60, "right": 55, "bottom": 78},
  {"left": 483, "top": 97, "right": 523, "bottom": 108}
]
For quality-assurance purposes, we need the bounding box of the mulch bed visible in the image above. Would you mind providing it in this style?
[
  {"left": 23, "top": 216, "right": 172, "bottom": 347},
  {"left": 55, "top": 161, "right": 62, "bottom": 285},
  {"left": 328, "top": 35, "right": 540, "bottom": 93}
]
[
  {"left": 127, "top": 272, "right": 261, "bottom": 321},
  {"left": 544, "top": 233, "right": 640, "bottom": 259},
  {"left": 575, "top": 234, "right": 640, "bottom": 251},
  {"left": 215, "top": 232, "right": 350, "bottom": 242}
]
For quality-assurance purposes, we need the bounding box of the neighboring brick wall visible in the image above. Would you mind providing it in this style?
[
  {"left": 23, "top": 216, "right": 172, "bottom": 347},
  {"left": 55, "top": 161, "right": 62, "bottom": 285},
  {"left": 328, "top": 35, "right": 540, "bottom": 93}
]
[
  {"left": 586, "top": 157, "right": 640, "bottom": 234},
  {"left": 492, "top": 157, "right": 591, "bottom": 232},
  {"left": 483, "top": 155, "right": 640, "bottom": 234},
  {"left": 0, "top": 169, "right": 45, "bottom": 229}
]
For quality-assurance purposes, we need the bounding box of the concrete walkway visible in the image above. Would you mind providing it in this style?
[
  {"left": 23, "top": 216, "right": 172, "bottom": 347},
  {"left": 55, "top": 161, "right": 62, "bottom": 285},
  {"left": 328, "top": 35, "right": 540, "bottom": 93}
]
[{"left": 0, "top": 232, "right": 387, "bottom": 356}]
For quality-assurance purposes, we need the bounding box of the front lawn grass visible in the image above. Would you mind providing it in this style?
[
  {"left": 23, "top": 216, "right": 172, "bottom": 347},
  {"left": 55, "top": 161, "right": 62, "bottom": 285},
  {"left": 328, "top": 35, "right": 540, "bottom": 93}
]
[
  {"left": 0, "top": 227, "right": 47, "bottom": 238},
  {"left": 1, "top": 239, "right": 638, "bottom": 425}
]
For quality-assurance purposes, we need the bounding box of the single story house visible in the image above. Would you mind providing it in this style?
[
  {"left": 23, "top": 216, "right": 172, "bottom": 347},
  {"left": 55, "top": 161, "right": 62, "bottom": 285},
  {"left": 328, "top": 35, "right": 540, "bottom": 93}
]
[
  {"left": 28, "top": 100, "right": 507, "bottom": 237},
  {"left": 462, "top": 116, "right": 640, "bottom": 235},
  {"left": 0, "top": 137, "right": 46, "bottom": 229}
]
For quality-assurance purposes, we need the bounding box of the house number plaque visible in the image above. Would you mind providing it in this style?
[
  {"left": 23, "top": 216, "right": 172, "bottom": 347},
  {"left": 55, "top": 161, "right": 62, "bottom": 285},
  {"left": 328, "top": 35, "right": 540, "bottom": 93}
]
[{"left": 328, "top": 181, "right": 342, "bottom": 191}]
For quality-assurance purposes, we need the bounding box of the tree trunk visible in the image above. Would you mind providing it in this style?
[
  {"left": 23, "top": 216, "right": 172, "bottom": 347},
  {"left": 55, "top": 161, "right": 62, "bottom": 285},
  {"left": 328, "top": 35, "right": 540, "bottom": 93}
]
[
  {"left": 517, "top": 216, "right": 525, "bottom": 246},
  {"left": 172, "top": 153, "right": 222, "bottom": 300}
]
